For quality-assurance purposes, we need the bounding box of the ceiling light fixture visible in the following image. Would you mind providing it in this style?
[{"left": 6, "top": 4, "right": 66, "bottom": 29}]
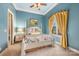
[{"left": 30, "top": 3, "right": 47, "bottom": 10}]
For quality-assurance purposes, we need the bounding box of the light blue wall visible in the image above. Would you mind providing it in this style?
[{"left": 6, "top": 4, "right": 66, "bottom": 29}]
[
  {"left": 68, "top": 4, "right": 79, "bottom": 50},
  {"left": 16, "top": 10, "right": 45, "bottom": 33},
  {"left": 0, "top": 3, "right": 16, "bottom": 52},
  {"left": 44, "top": 3, "right": 79, "bottom": 50}
]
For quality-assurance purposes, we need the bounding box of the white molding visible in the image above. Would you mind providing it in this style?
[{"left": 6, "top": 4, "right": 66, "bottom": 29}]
[
  {"left": 56, "top": 42, "right": 79, "bottom": 54},
  {"left": 68, "top": 47, "right": 79, "bottom": 54},
  {"left": 8, "top": 9, "right": 14, "bottom": 15},
  {"left": 12, "top": 3, "right": 44, "bottom": 15},
  {"left": 43, "top": 3, "right": 59, "bottom": 15},
  {"left": 12, "top": 3, "right": 17, "bottom": 9},
  {"left": 0, "top": 47, "right": 7, "bottom": 55},
  {"left": 12, "top": 3, "right": 59, "bottom": 15},
  {"left": 7, "top": 9, "right": 15, "bottom": 46},
  {"left": 16, "top": 7, "right": 44, "bottom": 15}
]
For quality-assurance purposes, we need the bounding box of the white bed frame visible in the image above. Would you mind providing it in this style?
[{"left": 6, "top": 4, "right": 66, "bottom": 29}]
[{"left": 21, "top": 35, "right": 54, "bottom": 56}]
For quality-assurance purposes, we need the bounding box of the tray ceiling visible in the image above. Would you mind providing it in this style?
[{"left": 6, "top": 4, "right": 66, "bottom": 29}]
[{"left": 13, "top": 3, "right": 58, "bottom": 15}]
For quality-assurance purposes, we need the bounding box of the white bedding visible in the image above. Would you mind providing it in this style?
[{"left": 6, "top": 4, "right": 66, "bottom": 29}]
[{"left": 21, "top": 34, "right": 54, "bottom": 56}]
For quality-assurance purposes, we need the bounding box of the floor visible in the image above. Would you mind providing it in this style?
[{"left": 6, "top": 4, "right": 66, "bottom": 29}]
[
  {"left": 0, "top": 43, "right": 21, "bottom": 56},
  {"left": 0, "top": 42, "right": 79, "bottom": 56}
]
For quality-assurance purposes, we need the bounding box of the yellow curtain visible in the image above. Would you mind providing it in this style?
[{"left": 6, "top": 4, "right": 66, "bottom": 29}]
[
  {"left": 48, "top": 15, "right": 54, "bottom": 34},
  {"left": 55, "top": 11, "right": 68, "bottom": 48}
]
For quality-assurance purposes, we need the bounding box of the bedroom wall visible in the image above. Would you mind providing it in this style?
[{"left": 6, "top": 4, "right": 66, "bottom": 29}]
[
  {"left": 68, "top": 4, "right": 79, "bottom": 50},
  {"left": 0, "top": 3, "right": 16, "bottom": 52},
  {"left": 16, "top": 10, "right": 45, "bottom": 33},
  {"left": 44, "top": 3, "right": 79, "bottom": 50}
]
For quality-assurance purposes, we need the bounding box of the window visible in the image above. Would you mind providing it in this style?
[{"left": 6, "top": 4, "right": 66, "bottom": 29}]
[{"left": 52, "top": 16, "right": 58, "bottom": 34}]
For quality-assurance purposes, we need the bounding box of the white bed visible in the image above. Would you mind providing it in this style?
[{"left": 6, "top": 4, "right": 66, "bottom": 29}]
[{"left": 21, "top": 35, "right": 54, "bottom": 56}]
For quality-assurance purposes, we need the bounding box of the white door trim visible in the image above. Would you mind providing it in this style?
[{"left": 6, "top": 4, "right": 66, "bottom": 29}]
[{"left": 7, "top": 9, "right": 14, "bottom": 47}]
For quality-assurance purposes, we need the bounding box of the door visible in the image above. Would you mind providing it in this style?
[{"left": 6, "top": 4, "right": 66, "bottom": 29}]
[{"left": 8, "top": 9, "right": 14, "bottom": 46}]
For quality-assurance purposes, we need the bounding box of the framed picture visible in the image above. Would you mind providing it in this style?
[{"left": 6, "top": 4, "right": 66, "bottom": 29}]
[{"left": 29, "top": 18, "right": 38, "bottom": 27}]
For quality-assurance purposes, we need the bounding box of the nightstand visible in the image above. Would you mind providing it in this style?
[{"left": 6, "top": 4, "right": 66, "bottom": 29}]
[{"left": 14, "top": 34, "right": 25, "bottom": 43}]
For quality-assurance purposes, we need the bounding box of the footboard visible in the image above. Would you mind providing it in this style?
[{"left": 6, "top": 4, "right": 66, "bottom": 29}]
[{"left": 21, "top": 34, "right": 54, "bottom": 56}]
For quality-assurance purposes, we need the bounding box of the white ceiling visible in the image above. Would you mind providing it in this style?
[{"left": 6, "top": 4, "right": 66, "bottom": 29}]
[{"left": 13, "top": 3, "right": 58, "bottom": 15}]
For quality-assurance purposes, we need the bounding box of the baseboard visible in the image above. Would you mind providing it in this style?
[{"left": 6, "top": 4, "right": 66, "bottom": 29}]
[
  {"left": 56, "top": 42, "right": 79, "bottom": 54},
  {"left": 0, "top": 47, "right": 7, "bottom": 56},
  {"left": 68, "top": 47, "right": 79, "bottom": 54}
]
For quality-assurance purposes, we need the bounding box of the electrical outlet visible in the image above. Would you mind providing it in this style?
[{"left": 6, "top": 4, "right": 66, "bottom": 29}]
[{"left": 0, "top": 48, "right": 2, "bottom": 52}]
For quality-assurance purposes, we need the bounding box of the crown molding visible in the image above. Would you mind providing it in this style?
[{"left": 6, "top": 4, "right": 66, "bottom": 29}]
[
  {"left": 12, "top": 3, "right": 59, "bottom": 15},
  {"left": 43, "top": 3, "right": 59, "bottom": 15},
  {"left": 16, "top": 7, "right": 44, "bottom": 15},
  {"left": 13, "top": 3, "right": 44, "bottom": 15}
]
